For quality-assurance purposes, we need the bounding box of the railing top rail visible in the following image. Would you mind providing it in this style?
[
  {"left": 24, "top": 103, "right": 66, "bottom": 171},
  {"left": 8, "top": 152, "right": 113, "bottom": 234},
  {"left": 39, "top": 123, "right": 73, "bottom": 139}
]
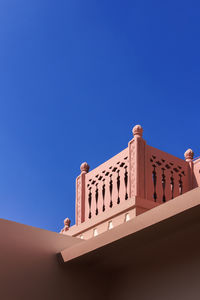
[
  {"left": 148, "top": 145, "right": 188, "bottom": 164},
  {"left": 86, "top": 147, "right": 128, "bottom": 177}
]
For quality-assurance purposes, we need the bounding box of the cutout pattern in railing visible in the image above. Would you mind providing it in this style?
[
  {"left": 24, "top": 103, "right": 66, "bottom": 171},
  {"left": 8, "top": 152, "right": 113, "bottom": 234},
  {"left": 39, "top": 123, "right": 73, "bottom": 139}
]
[
  {"left": 85, "top": 150, "right": 129, "bottom": 220},
  {"left": 147, "top": 149, "right": 188, "bottom": 203}
]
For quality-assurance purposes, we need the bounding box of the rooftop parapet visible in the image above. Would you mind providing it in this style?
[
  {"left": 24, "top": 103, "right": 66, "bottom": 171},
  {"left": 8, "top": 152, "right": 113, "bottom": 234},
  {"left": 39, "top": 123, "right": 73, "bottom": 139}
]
[{"left": 61, "top": 125, "right": 200, "bottom": 240}]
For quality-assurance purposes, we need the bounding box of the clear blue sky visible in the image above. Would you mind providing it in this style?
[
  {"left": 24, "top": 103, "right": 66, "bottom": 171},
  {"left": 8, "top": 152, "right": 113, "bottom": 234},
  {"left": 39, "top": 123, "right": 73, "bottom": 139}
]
[{"left": 0, "top": 0, "right": 199, "bottom": 232}]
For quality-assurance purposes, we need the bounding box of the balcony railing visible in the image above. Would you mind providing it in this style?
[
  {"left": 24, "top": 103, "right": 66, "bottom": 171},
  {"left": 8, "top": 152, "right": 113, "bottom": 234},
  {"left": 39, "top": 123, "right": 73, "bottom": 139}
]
[
  {"left": 61, "top": 125, "right": 200, "bottom": 239},
  {"left": 81, "top": 147, "right": 129, "bottom": 223}
]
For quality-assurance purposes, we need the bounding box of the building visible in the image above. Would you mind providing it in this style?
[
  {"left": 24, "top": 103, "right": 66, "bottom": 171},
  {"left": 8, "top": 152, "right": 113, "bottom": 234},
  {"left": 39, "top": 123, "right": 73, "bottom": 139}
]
[{"left": 1, "top": 125, "right": 200, "bottom": 300}]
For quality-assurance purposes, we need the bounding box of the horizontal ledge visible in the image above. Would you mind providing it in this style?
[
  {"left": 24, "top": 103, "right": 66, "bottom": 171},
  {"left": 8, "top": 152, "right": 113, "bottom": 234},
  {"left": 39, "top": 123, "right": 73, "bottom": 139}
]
[
  {"left": 67, "top": 197, "right": 138, "bottom": 236},
  {"left": 61, "top": 187, "right": 200, "bottom": 263},
  {"left": 64, "top": 197, "right": 160, "bottom": 236}
]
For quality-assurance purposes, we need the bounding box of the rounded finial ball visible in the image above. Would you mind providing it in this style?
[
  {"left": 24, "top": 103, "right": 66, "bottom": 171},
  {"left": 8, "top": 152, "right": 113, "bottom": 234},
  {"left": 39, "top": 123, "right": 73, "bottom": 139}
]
[
  {"left": 132, "top": 124, "right": 143, "bottom": 137},
  {"left": 64, "top": 217, "right": 71, "bottom": 227},
  {"left": 80, "top": 162, "right": 90, "bottom": 173},
  {"left": 184, "top": 149, "right": 194, "bottom": 161}
]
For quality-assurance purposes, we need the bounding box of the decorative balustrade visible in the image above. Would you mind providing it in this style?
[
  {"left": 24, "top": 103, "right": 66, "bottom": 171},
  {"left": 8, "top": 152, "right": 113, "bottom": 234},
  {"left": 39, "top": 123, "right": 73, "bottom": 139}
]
[
  {"left": 62, "top": 125, "right": 200, "bottom": 239},
  {"left": 85, "top": 148, "right": 129, "bottom": 222},
  {"left": 146, "top": 146, "right": 190, "bottom": 203}
]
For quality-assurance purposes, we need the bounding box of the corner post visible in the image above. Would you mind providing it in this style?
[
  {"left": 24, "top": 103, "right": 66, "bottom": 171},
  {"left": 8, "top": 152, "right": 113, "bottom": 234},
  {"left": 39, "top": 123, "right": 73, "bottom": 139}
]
[
  {"left": 60, "top": 218, "right": 71, "bottom": 234},
  {"left": 184, "top": 149, "right": 194, "bottom": 190},
  {"left": 76, "top": 162, "right": 89, "bottom": 225},
  {"left": 128, "top": 125, "right": 146, "bottom": 199}
]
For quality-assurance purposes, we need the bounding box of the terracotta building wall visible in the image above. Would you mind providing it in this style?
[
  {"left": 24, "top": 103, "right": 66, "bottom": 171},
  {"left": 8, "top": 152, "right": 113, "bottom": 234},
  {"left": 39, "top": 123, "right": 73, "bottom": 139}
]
[
  {"left": 109, "top": 213, "right": 200, "bottom": 300},
  {"left": 1, "top": 198, "right": 200, "bottom": 300},
  {"left": 0, "top": 218, "right": 108, "bottom": 300}
]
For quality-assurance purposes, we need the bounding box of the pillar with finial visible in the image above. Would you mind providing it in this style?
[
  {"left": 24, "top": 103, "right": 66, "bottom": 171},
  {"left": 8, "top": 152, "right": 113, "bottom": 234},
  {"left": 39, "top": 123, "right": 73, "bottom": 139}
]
[
  {"left": 60, "top": 217, "right": 71, "bottom": 234},
  {"left": 76, "top": 162, "right": 90, "bottom": 225},
  {"left": 184, "top": 148, "right": 194, "bottom": 189},
  {"left": 128, "top": 125, "right": 146, "bottom": 199}
]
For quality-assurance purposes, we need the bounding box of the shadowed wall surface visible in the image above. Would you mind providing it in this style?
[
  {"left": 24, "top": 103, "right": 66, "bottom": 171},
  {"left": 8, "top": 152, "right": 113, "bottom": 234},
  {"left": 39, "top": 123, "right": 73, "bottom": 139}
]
[
  {"left": 1, "top": 194, "right": 200, "bottom": 300},
  {"left": 62, "top": 189, "right": 200, "bottom": 300},
  {"left": 0, "top": 219, "right": 109, "bottom": 300},
  {"left": 109, "top": 209, "right": 200, "bottom": 300}
]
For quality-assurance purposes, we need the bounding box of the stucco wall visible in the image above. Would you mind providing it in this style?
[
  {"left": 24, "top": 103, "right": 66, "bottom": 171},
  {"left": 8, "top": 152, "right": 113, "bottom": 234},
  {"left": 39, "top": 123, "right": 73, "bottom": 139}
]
[
  {"left": 1, "top": 192, "right": 200, "bottom": 300},
  {"left": 109, "top": 215, "right": 200, "bottom": 300},
  {"left": 0, "top": 218, "right": 107, "bottom": 300}
]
